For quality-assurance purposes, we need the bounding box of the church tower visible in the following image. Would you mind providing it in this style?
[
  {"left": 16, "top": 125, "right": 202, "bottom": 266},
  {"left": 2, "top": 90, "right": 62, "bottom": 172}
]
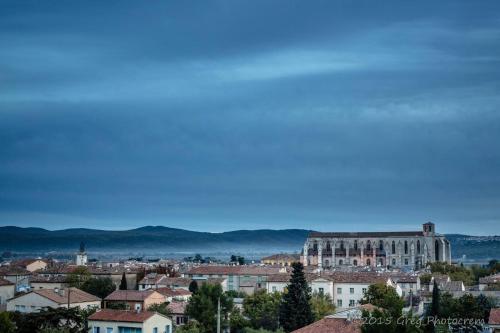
[{"left": 75, "top": 241, "right": 88, "bottom": 266}]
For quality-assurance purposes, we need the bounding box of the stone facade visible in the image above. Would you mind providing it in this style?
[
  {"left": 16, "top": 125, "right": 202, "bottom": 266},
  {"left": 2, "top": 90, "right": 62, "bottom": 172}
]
[{"left": 302, "top": 222, "right": 451, "bottom": 270}]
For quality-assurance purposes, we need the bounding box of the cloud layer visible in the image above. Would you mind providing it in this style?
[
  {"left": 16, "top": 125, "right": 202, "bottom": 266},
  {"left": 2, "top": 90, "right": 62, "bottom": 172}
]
[{"left": 1, "top": 0, "right": 500, "bottom": 233}]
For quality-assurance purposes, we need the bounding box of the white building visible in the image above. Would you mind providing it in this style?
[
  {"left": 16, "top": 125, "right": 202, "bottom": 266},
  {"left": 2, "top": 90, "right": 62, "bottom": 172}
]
[
  {"left": 76, "top": 242, "right": 88, "bottom": 266},
  {"left": 6, "top": 287, "right": 100, "bottom": 313},
  {"left": 0, "top": 278, "right": 15, "bottom": 310},
  {"left": 88, "top": 309, "right": 173, "bottom": 333}
]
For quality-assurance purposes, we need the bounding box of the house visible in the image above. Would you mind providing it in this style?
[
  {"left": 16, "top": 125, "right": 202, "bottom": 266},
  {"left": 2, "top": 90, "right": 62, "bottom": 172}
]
[
  {"left": 184, "top": 265, "right": 285, "bottom": 294},
  {"left": 158, "top": 277, "right": 193, "bottom": 290},
  {"left": 330, "top": 272, "right": 401, "bottom": 310},
  {"left": 440, "top": 280, "right": 465, "bottom": 292},
  {"left": 0, "top": 278, "right": 15, "bottom": 311},
  {"left": 104, "top": 290, "right": 165, "bottom": 311},
  {"left": 138, "top": 273, "right": 169, "bottom": 291},
  {"left": 480, "top": 273, "right": 500, "bottom": 291},
  {"left": 30, "top": 274, "right": 69, "bottom": 290},
  {"left": 12, "top": 259, "right": 48, "bottom": 272},
  {"left": 266, "top": 274, "right": 334, "bottom": 298},
  {"left": 167, "top": 301, "right": 188, "bottom": 326},
  {"left": 0, "top": 266, "right": 31, "bottom": 292},
  {"left": 155, "top": 287, "right": 191, "bottom": 302},
  {"left": 6, "top": 287, "right": 100, "bottom": 313},
  {"left": 390, "top": 274, "right": 420, "bottom": 297},
  {"left": 261, "top": 254, "right": 300, "bottom": 266},
  {"left": 88, "top": 309, "right": 173, "bottom": 333},
  {"left": 290, "top": 317, "right": 361, "bottom": 333}
]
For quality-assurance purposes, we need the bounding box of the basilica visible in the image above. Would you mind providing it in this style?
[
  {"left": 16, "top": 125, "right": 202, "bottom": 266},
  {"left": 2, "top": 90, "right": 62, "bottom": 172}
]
[{"left": 302, "top": 222, "right": 451, "bottom": 270}]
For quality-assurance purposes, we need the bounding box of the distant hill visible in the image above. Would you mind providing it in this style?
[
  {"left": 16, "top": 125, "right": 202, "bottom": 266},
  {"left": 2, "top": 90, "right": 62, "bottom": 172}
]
[{"left": 0, "top": 226, "right": 497, "bottom": 260}]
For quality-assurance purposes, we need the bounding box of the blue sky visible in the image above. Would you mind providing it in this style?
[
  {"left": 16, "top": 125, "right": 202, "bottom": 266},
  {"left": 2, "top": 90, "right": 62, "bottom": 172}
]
[{"left": 1, "top": 1, "right": 500, "bottom": 234}]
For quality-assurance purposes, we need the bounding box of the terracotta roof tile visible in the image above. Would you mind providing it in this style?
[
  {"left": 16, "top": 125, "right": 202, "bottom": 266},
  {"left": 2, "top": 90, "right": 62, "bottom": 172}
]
[
  {"left": 89, "top": 309, "right": 155, "bottom": 323},
  {"left": 291, "top": 318, "right": 361, "bottom": 333},
  {"left": 489, "top": 308, "right": 500, "bottom": 325},
  {"left": 34, "top": 287, "right": 100, "bottom": 304},
  {"left": 105, "top": 290, "right": 160, "bottom": 302},
  {"left": 167, "top": 301, "right": 187, "bottom": 314},
  {"left": 0, "top": 278, "right": 14, "bottom": 286}
]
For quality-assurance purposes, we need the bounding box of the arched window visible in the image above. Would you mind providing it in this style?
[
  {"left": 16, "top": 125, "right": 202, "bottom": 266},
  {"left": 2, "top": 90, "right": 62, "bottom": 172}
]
[
  {"left": 417, "top": 240, "right": 421, "bottom": 254},
  {"left": 340, "top": 241, "right": 345, "bottom": 250},
  {"left": 392, "top": 241, "right": 396, "bottom": 254},
  {"left": 366, "top": 240, "right": 371, "bottom": 251},
  {"left": 379, "top": 240, "right": 384, "bottom": 250},
  {"left": 326, "top": 241, "right": 331, "bottom": 252},
  {"left": 392, "top": 258, "right": 396, "bottom": 266},
  {"left": 354, "top": 240, "right": 358, "bottom": 250},
  {"left": 313, "top": 242, "right": 318, "bottom": 252},
  {"left": 325, "top": 260, "right": 330, "bottom": 267},
  {"left": 366, "top": 258, "right": 371, "bottom": 266},
  {"left": 353, "top": 260, "right": 358, "bottom": 266},
  {"left": 379, "top": 259, "right": 383, "bottom": 266},
  {"left": 339, "top": 259, "right": 343, "bottom": 265},
  {"left": 404, "top": 241, "right": 408, "bottom": 254}
]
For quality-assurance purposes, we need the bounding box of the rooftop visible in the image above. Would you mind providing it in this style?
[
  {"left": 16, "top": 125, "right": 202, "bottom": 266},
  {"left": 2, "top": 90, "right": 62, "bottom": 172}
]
[
  {"left": 291, "top": 317, "right": 361, "bottom": 333},
  {"left": 89, "top": 309, "right": 156, "bottom": 323},
  {"left": 309, "top": 231, "right": 424, "bottom": 238},
  {"left": 489, "top": 308, "right": 500, "bottom": 325},
  {"left": 34, "top": 287, "right": 100, "bottom": 304},
  {"left": 105, "top": 290, "right": 159, "bottom": 302}
]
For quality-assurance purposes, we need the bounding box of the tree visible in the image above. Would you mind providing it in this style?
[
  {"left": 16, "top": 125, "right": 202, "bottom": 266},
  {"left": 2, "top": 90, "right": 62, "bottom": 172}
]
[
  {"left": 360, "top": 283, "right": 404, "bottom": 319},
  {"left": 176, "top": 321, "right": 202, "bottom": 333},
  {"left": 189, "top": 280, "right": 199, "bottom": 293},
  {"left": 279, "top": 262, "right": 314, "bottom": 332},
  {"left": 0, "top": 312, "right": 16, "bottom": 333},
  {"left": 81, "top": 277, "right": 116, "bottom": 299},
  {"left": 230, "top": 307, "right": 250, "bottom": 333},
  {"left": 119, "top": 272, "right": 128, "bottom": 290},
  {"left": 66, "top": 266, "right": 91, "bottom": 288},
  {"left": 429, "top": 280, "right": 440, "bottom": 318},
  {"left": 243, "top": 289, "right": 281, "bottom": 331},
  {"left": 148, "top": 302, "right": 172, "bottom": 316},
  {"left": 185, "top": 283, "right": 233, "bottom": 333},
  {"left": 309, "top": 291, "right": 335, "bottom": 321}
]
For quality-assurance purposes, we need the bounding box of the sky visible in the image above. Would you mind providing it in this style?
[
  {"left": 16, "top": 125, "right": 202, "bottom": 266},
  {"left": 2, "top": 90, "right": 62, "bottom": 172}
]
[{"left": 1, "top": 1, "right": 500, "bottom": 234}]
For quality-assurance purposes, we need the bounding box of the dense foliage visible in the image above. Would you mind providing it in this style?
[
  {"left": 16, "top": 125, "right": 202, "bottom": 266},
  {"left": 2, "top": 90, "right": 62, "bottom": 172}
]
[
  {"left": 309, "top": 291, "right": 335, "bottom": 321},
  {"left": 243, "top": 290, "right": 281, "bottom": 331},
  {"left": 185, "top": 283, "right": 233, "bottom": 333},
  {"left": 66, "top": 266, "right": 91, "bottom": 288},
  {"left": 8, "top": 307, "right": 96, "bottom": 333},
  {"left": 80, "top": 277, "right": 116, "bottom": 299}
]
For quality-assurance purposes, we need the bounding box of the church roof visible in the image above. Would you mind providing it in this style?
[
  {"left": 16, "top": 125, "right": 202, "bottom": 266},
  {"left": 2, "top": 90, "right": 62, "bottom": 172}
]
[{"left": 309, "top": 231, "right": 424, "bottom": 238}]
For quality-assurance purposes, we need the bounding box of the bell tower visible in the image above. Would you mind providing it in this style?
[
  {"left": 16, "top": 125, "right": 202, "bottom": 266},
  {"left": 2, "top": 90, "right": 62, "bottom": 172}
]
[{"left": 422, "top": 222, "right": 435, "bottom": 237}]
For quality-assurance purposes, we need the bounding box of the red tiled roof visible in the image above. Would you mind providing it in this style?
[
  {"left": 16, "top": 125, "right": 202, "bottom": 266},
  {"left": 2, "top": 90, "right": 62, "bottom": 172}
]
[
  {"left": 327, "top": 272, "right": 390, "bottom": 284},
  {"left": 0, "top": 278, "right": 14, "bottom": 286},
  {"left": 291, "top": 318, "right": 361, "bottom": 333},
  {"left": 105, "top": 290, "right": 159, "bottom": 302},
  {"left": 261, "top": 254, "right": 300, "bottom": 261},
  {"left": 34, "top": 287, "right": 100, "bottom": 304},
  {"left": 12, "top": 259, "right": 47, "bottom": 267},
  {"left": 186, "top": 265, "right": 283, "bottom": 276},
  {"left": 489, "top": 308, "right": 500, "bottom": 325},
  {"left": 156, "top": 287, "right": 191, "bottom": 297},
  {"left": 168, "top": 301, "right": 187, "bottom": 314},
  {"left": 139, "top": 273, "right": 168, "bottom": 285},
  {"left": 89, "top": 309, "right": 155, "bottom": 323}
]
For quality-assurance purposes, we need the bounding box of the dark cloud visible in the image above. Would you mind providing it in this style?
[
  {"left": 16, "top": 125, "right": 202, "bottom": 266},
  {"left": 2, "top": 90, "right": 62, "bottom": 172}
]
[{"left": 1, "top": 0, "right": 499, "bottom": 233}]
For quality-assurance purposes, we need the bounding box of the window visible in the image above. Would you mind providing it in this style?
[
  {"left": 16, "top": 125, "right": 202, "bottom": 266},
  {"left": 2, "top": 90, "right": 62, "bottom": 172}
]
[
  {"left": 93, "top": 328, "right": 100, "bottom": 333},
  {"left": 392, "top": 241, "right": 396, "bottom": 254},
  {"left": 417, "top": 240, "right": 421, "bottom": 254},
  {"left": 405, "top": 259, "right": 409, "bottom": 265},
  {"left": 354, "top": 240, "right": 358, "bottom": 250},
  {"left": 153, "top": 328, "right": 158, "bottom": 333},
  {"left": 366, "top": 259, "right": 371, "bottom": 266},
  {"left": 272, "top": 286, "right": 277, "bottom": 292},
  {"left": 362, "top": 288, "right": 367, "bottom": 294},
  {"left": 118, "top": 328, "right": 142, "bottom": 333},
  {"left": 392, "top": 258, "right": 396, "bottom": 266},
  {"left": 165, "top": 325, "right": 171, "bottom": 333},
  {"left": 325, "top": 260, "right": 329, "bottom": 267},
  {"left": 337, "top": 287, "right": 342, "bottom": 294},
  {"left": 107, "top": 328, "right": 113, "bottom": 333},
  {"left": 337, "top": 300, "right": 342, "bottom": 307},
  {"left": 339, "top": 259, "right": 343, "bottom": 265},
  {"left": 353, "top": 260, "right": 358, "bottom": 266},
  {"left": 340, "top": 241, "right": 345, "bottom": 250},
  {"left": 366, "top": 240, "right": 371, "bottom": 251},
  {"left": 404, "top": 241, "right": 408, "bottom": 254},
  {"left": 350, "top": 288, "right": 354, "bottom": 294},
  {"left": 318, "top": 288, "right": 324, "bottom": 294},
  {"left": 379, "top": 240, "right": 384, "bottom": 250},
  {"left": 349, "top": 300, "right": 356, "bottom": 307}
]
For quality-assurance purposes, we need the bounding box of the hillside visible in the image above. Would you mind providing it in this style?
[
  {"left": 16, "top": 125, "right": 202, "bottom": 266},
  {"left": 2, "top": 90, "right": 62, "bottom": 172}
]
[{"left": 0, "top": 226, "right": 497, "bottom": 260}]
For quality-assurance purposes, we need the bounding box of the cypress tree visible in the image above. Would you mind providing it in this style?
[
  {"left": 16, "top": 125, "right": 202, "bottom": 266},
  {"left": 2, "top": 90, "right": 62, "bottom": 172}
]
[
  {"left": 430, "top": 280, "right": 440, "bottom": 318},
  {"left": 119, "top": 272, "right": 128, "bottom": 290},
  {"left": 279, "top": 262, "right": 314, "bottom": 332},
  {"left": 189, "top": 280, "right": 199, "bottom": 293}
]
